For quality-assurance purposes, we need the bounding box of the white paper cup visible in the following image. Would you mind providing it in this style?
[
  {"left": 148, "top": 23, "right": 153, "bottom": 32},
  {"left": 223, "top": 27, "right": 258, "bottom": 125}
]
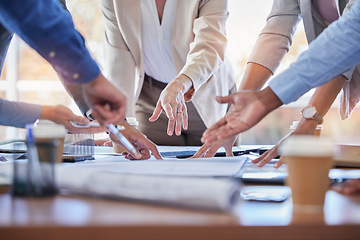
[{"left": 32, "top": 122, "right": 66, "bottom": 163}]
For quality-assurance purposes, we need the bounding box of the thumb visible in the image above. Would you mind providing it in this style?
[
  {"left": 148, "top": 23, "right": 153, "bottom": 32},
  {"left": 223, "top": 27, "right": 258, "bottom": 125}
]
[
  {"left": 216, "top": 95, "right": 235, "bottom": 104},
  {"left": 73, "top": 116, "right": 90, "bottom": 125}
]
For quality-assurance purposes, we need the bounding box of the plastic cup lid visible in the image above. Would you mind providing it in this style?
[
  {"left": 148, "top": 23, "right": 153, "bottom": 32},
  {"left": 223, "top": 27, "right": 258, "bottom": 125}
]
[
  {"left": 31, "top": 124, "right": 66, "bottom": 138},
  {"left": 290, "top": 121, "right": 323, "bottom": 130},
  {"left": 126, "top": 117, "right": 138, "bottom": 126}
]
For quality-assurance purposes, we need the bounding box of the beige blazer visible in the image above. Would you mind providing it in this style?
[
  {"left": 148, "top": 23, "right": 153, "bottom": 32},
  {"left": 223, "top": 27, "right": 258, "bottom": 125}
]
[
  {"left": 101, "top": 0, "right": 236, "bottom": 128},
  {"left": 248, "top": 0, "right": 360, "bottom": 119}
]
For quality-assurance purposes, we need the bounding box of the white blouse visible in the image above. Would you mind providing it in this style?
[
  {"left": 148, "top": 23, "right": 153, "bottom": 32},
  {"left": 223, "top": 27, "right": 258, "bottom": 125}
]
[{"left": 141, "top": 0, "right": 178, "bottom": 84}]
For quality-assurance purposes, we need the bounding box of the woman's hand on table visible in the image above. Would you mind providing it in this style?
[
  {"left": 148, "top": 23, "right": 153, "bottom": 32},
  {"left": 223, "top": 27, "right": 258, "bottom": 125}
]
[{"left": 192, "top": 136, "right": 236, "bottom": 158}]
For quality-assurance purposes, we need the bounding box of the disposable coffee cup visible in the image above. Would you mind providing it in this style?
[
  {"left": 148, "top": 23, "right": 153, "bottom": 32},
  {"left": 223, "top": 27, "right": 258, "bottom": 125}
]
[
  {"left": 26, "top": 124, "right": 66, "bottom": 197},
  {"left": 290, "top": 121, "right": 323, "bottom": 136},
  {"left": 281, "top": 136, "right": 334, "bottom": 213},
  {"left": 113, "top": 117, "right": 138, "bottom": 154},
  {"left": 12, "top": 160, "right": 30, "bottom": 196},
  {"left": 34, "top": 120, "right": 66, "bottom": 163}
]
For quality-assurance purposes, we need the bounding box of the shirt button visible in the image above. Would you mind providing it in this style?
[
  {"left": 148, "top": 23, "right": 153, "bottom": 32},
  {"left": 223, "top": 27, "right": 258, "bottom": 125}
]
[
  {"left": 72, "top": 73, "right": 80, "bottom": 79},
  {"left": 49, "top": 51, "right": 56, "bottom": 58}
]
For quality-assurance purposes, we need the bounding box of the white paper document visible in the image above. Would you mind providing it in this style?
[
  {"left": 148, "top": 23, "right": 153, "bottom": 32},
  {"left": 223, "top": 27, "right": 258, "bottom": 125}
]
[
  {"left": 60, "top": 156, "right": 246, "bottom": 176},
  {"left": 57, "top": 156, "right": 248, "bottom": 211}
]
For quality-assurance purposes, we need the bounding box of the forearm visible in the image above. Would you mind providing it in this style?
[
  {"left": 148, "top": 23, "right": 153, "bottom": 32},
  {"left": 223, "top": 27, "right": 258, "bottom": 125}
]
[
  {"left": 0, "top": 99, "right": 42, "bottom": 128},
  {"left": 258, "top": 86, "right": 283, "bottom": 113},
  {"left": 295, "top": 75, "right": 346, "bottom": 134},
  {"left": 39, "top": 106, "right": 56, "bottom": 122},
  {"left": 239, "top": 63, "right": 273, "bottom": 91},
  {"left": 308, "top": 75, "right": 347, "bottom": 117},
  {"left": 62, "top": 82, "right": 90, "bottom": 115}
]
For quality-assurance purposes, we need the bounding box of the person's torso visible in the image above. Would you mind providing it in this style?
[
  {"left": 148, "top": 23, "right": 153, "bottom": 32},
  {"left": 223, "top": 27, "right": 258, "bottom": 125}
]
[{"left": 141, "top": 0, "right": 178, "bottom": 84}]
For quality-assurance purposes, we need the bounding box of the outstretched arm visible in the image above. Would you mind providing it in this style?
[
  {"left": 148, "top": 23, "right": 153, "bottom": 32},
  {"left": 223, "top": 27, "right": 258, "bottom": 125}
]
[
  {"left": 202, "top": 87, "right": 283, "bottom": 144},
  {"left": 40, "top": 105, "right": 107, "bottom": 134},
  {"left": 149, "top": 0, "right": 230, "bottom": 136},
  {"left": 253, "top": 75, "right": 346, "bottom": 168},
  {"left": 0, "top": 0, "right": 127, "bottom": 124}
]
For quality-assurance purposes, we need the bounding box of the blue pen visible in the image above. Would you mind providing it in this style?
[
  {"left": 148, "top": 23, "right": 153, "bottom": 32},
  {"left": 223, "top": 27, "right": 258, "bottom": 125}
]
[{"left": 26, "top": 125, "right": 42, "bottom": 195}]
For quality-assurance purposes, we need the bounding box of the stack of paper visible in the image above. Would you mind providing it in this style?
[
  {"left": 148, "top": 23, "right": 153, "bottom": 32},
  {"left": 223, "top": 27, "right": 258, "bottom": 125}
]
[{"left": 57, "top": 157, "right": 248, "bottom": 211}]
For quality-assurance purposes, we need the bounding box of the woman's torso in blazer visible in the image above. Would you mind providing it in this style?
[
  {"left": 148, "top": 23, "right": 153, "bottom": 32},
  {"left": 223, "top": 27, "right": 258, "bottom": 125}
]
[{"left": 101, "top": 0, "right": 236, "bottom": 127}]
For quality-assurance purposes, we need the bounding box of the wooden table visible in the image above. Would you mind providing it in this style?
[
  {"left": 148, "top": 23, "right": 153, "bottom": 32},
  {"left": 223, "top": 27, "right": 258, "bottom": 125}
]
[{"left": 1, "top": 186, "right": 360, "bottom": 240}]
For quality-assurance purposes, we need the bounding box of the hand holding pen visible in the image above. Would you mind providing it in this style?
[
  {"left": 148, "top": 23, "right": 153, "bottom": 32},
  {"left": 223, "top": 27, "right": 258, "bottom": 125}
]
[
  {"left": 109, "top": 120, "right": 162, "bottom": 160},
  {"left": 84, "top": 108, "right": 141, "bottom": 159},
  {"left": 106, "top": 122, "right": 142, "bottom": 159},
  {"left": 85, "top": 108, "right": 162, "bottom": 160}
]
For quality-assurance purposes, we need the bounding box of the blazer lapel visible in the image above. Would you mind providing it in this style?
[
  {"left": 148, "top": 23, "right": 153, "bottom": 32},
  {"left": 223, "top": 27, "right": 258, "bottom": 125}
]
[
  {"left": 115, "top": 0, "right": 142, "bottom": 68},
  {"left": 338, "top": 0, "right": 347, "bottom": 15},
  {"left": 171, "top": 0, "right": 186, "bottom": 72},
  {"left": 171, "top": 0, "right": 198, "bottom": 72},
  {"left": 300, "top": 0, "right": 317, "bottom": 42}
]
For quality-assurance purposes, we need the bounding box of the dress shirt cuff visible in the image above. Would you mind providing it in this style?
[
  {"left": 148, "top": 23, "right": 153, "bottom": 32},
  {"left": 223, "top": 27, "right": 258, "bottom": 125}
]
[
  {"left": 342, "top": 67, "right": 354, "bottom": 81},
  {"left": 247, "top": 34, "right": 290, "bottom": 74},
  {"left": 268, "top": 70, "right": 311, "bottom": 104}
]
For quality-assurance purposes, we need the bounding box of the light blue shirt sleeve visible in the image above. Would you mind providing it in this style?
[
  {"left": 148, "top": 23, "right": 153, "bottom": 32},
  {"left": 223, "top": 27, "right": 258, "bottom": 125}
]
[
  {"left": 269, "top": 0, "right": 360, "bottom": 104},
  {"left": 0, "top": 99, "right": 42, "bottom": 128},
  {"left": 0, "top": 0, "right": 100, "bottom": 84}
]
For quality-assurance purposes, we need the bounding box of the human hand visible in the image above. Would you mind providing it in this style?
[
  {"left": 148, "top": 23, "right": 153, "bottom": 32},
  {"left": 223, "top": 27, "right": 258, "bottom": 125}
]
[
  {"left": 149, "top": 74, "right": 194, "bottom": 136},
  {"left": 332, "top": 179, "right": 360, "bottom": 195},
  {"left": 192, "top": 136, "right": 236, "bottom": 158},
  {"left": 110, "top": 121, "right": 162, "bottom": 160},
  {"left": 201, "top": 87, "right": 282, "bottom": 144},
  {"left": 40, "top": 105, "right": 106, "bottom": 133},
  {"left": 94, "top": 138, "right": 112, "bottom": 146},
  {"left": 252, "top": 118, "right": 319, "bottom": 168},
  {"left": 251, "top": 134, "right": 289, "bottom": 168},
  {"left": 81, "top": 73, "right": 127, "bottom": 125}
]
